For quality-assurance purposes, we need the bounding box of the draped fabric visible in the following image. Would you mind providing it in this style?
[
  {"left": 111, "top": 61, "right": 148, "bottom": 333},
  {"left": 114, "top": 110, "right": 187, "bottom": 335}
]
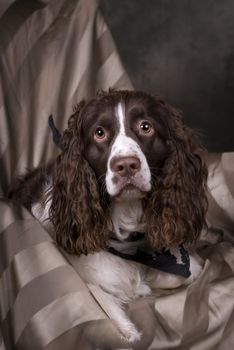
[
  {"left": 0, "top": 0, "right": 132, "bottom": 196},
  {"left": 1, "top": 1, "right": 234, "bottom": 349}
]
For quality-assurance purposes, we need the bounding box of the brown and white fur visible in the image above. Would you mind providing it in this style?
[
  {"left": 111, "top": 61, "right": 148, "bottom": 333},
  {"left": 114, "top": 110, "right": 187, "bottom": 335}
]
[{"left": 9, "top": 90, "right": 208, "bottom": 344}]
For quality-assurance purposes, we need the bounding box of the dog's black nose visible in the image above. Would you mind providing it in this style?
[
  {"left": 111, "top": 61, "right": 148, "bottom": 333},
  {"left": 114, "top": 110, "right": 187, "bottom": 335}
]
[{"left": 110, "top": 156, "right": 141, "bottom": 177}]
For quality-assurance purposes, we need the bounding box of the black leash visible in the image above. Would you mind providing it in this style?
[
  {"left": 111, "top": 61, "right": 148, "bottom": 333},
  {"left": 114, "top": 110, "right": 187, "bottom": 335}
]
[{"left": 48, "top": 115, "right": 62, "bottom": 149}]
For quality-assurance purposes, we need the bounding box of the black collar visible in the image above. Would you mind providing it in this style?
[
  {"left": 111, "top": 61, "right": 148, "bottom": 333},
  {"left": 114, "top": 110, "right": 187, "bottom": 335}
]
[{"left": 108, "top": 233, "right": 191, "bottom": 278}]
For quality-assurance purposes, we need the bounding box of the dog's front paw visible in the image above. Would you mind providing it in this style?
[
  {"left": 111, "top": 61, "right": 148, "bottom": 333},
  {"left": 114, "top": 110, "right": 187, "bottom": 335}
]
[{"left": 118, "top": 321, "right": 142, "bottom": 343}]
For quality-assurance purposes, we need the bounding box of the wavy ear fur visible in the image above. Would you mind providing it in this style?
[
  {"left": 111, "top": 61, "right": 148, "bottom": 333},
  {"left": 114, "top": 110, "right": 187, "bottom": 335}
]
[
  {"left": 49, "top": 101, "right": 109, "bottom": 255},
  {"left": 145, "top": 102, "right": 208, "bottom": 249}
]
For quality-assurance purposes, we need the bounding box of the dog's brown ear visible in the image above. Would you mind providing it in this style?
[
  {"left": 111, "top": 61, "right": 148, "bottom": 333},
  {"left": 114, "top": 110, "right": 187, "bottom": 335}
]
[
  {"left": 49, "top": 100, "right": 109, "bottom": 255},
  {"left": 145, "top": 103, "right": 208, "bottom": 249}
]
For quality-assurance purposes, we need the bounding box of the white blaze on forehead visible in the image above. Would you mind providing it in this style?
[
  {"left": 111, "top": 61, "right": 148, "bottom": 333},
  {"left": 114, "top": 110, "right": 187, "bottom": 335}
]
[
  {"left": 112, "top": 101, "right": 138, "bottom": 157},
  {"left": 115, "top": 102, "right": 126, "bottom": 135}
]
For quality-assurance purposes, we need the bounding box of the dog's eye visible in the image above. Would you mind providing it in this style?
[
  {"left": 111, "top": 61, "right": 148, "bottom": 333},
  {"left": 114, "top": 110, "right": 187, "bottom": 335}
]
[
  {"left": 139, "top": 121, "right": 154, "bottom": 135},
  {"left": 94, "top": 127, "right": 106, "bottom": 141}
]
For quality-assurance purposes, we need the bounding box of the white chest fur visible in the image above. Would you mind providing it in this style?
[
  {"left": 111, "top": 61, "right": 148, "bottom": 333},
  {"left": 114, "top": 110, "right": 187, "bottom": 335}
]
[{"left": 110, "top": 199, "right": 146, "bottom": 240}]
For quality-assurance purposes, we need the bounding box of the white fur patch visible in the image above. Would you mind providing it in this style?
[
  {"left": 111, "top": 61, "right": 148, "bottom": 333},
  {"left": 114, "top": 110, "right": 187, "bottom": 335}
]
[
  {"left": 116, "top": 102, "right": 126, "bottom": 134},
  {"left": 31, "top": 201, "right": 50, "bottom": 223},
  {"left": 31, "top": 182, "right": 51, "bottom": 225},
  {"left": 110, "top": 199, "right": 146, "bottom": 240}
]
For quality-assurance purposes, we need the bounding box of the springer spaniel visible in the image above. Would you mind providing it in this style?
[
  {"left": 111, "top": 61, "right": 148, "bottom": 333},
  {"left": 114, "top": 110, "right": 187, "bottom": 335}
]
[{"left": 9, "top": 90, "right": 207, "bottom": 344}]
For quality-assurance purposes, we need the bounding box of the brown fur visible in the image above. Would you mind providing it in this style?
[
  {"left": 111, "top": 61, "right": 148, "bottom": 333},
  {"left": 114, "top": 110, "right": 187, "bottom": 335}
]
[
  {"left": 143, "top": 103, "right": 208, "bottom": 249},
  {"left": 49, "top": 101, "right": 110, "bottom": 254}
]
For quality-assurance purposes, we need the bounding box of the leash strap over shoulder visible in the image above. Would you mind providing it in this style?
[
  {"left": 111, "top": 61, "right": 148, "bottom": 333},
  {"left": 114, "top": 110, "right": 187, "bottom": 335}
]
[{"left": 48, "top": 115, "right": 62, "bottom": 149}]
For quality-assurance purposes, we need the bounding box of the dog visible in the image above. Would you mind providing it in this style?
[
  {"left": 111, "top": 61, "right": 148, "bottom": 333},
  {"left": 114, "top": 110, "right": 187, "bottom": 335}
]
[{"left": 9, "top": 90, "right": 208, "bottom": 344}]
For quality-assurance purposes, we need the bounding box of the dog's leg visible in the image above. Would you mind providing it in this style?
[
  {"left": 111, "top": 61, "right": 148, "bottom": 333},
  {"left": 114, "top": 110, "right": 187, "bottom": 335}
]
[{"left": 94, "top": 289, "right": 141, "bottom": 344}]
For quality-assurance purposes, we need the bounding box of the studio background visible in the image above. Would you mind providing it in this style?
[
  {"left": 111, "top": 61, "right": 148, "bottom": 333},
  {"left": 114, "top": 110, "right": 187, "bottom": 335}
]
[{"left": 101, "top": 0, "right": 234, "bottom": 152}]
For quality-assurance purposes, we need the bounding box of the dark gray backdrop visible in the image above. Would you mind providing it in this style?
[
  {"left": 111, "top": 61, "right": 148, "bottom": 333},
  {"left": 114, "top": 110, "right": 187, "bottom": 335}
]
[{"left": 101, "top": 0, "right": 234, "bottom": 152}]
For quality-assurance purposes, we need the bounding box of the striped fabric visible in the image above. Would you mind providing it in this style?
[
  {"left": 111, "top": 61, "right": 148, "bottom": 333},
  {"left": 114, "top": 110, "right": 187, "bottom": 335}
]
[
  {"left": 0, "top": 0, "right": 132, "bottom": 197},
  {"left": 0, "top": 1, "right": 133, "bottom": 348},
  {"left": 1, "top": 1, "right": 234, "bottom": 349}
]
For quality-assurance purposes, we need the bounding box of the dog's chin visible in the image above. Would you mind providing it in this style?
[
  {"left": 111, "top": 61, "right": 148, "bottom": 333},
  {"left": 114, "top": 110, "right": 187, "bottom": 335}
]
[{"left": 114, "top": 184, "right": 147, "bottom": 201}]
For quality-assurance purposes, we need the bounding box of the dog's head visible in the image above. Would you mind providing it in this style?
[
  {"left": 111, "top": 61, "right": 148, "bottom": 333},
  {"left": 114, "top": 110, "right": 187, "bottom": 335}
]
[{"left": 50, "top": 90, "right": 208, "bottom": 255}]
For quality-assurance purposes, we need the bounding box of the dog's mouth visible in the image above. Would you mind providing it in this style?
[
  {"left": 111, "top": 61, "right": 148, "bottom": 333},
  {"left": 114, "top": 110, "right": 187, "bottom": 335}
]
[{"left": 115, "top": 184, "right": 147, "bottom": 201}]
